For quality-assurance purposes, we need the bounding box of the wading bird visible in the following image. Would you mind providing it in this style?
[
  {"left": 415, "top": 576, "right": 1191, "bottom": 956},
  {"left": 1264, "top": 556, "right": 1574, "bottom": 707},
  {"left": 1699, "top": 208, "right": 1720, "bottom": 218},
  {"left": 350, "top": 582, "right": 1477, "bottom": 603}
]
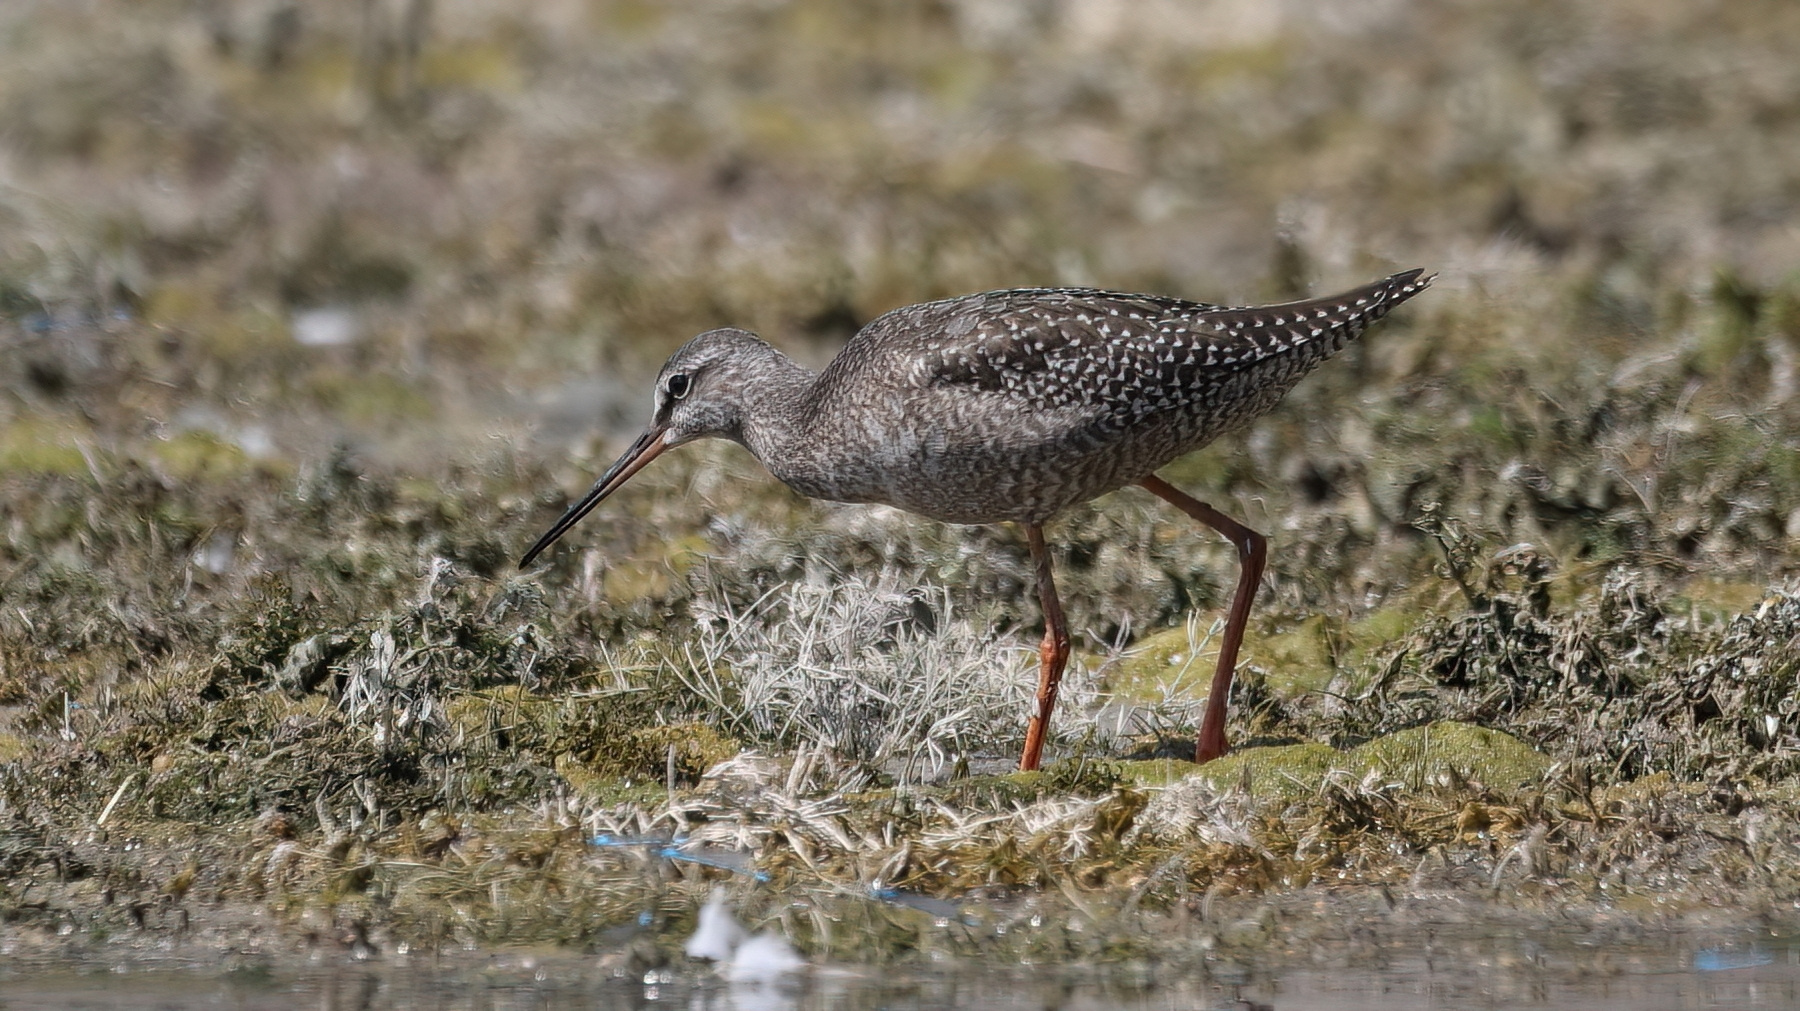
[{"left": 522, "top": 270, "right": 1432, "bottom": 770}]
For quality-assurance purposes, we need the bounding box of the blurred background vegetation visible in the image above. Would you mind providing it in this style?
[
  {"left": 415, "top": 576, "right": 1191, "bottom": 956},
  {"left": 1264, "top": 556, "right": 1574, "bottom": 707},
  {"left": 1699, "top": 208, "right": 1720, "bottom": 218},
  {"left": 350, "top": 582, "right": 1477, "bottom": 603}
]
[
  {"left": 3, "top": 0, "right": 1800, "bottom": 949},
  {"left": 5, "top": 0, "right": 1796, "bottom": 465}
]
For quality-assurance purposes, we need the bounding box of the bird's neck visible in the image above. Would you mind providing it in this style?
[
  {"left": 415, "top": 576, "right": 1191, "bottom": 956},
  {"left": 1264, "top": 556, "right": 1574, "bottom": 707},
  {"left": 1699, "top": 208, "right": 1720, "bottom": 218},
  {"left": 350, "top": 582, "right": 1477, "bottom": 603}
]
[{"left": 736, "top": 350, "right": 820, "bottom": 469}]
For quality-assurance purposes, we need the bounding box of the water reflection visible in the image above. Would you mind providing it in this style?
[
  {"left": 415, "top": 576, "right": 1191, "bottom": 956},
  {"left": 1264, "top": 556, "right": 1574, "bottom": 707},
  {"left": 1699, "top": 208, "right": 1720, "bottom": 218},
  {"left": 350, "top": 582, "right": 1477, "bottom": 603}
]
[{"left": 5, "top": 946, "right": 1800, "bottom": 1011}]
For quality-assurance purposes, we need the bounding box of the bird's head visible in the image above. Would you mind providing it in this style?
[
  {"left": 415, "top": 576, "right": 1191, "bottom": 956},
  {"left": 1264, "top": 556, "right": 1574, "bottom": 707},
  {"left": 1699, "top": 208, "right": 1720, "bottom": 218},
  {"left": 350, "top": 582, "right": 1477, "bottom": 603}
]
[
  {"left": 518, "top": 327, "right": 781, "bottom": 567},
  {"left": 651, "top": 327, "right": 779, "bottom": 448}
]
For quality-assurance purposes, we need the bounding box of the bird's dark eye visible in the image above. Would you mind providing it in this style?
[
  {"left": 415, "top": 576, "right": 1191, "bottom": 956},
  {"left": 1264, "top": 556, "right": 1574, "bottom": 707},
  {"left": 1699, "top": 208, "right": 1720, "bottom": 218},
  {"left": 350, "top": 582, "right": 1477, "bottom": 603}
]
[{"left": 666, "top": 373, "right": 691, "bottom": 399}]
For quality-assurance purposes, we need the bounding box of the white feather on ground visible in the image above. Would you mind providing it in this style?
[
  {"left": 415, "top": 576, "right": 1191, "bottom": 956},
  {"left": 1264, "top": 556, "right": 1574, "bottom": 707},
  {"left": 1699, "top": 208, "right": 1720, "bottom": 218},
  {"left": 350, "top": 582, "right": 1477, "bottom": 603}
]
[
  {"left": 723, "top": 932, "right": 807, "bottom": 983},
  {"left": 683, "top": 890, "right": 746, "bottom": 961},
  {"left": 684, "top": 890, "right": 806, "bottom": 983}
]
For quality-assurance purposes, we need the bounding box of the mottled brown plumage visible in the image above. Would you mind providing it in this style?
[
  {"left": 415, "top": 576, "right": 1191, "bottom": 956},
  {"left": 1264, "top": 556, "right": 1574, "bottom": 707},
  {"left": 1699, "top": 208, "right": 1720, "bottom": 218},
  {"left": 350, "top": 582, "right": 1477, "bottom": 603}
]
[{"left": 522, "top": 269, "right": 1433, "bottom": 770}]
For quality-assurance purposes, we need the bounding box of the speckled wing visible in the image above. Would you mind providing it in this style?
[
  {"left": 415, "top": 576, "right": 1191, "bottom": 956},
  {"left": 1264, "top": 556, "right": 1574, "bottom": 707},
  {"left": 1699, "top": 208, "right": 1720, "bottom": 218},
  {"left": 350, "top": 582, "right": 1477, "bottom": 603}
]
[{"left": 870, "top": 269, "right": 1432, "bottom": 448}]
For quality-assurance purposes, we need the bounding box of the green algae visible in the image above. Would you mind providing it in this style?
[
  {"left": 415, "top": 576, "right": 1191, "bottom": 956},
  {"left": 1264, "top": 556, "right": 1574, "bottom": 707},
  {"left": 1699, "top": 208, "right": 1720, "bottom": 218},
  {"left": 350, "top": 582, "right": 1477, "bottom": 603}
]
[
  {"left": 0, "top": 417, "right": 92, "bottom": 477},
  {"left": 1252, "top": 616, "right": 1336, "bottom": 698},
  {"left": 1104, "top": 623, "right": 1216, "bottom": 703},
  {"left": 152, "top": 429, "right": 251, "bottom": 480},
  {"left": 1185, "top": 742, "right": 1341, "bottom": 797},
  {"left": 1157, "top": 722, "right": 1548, "bottom": 800},
  {"left": 1348, "top": 722, "right": 1550, "bottom": 790}
]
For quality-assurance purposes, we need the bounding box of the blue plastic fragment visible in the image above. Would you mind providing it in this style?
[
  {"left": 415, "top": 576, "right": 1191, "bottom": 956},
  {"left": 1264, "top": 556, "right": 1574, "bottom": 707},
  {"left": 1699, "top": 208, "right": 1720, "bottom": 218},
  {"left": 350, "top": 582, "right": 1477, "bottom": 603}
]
[
  {"left": 1693, "top": 947, "right": 1775, "bottom": 972},
  {"left": 590, "top": 833, "right": 770, "bottom": 883},
  {"left": 870, "top": 886, "right": 969, "bottom": 921}
]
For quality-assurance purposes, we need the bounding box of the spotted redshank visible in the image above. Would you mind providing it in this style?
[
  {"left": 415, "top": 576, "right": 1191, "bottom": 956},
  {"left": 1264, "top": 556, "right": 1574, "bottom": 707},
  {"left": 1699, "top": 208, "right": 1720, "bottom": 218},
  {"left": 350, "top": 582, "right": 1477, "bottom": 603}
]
[{"left": 522, "top": 269, "right": 1433, "bottom": 770}]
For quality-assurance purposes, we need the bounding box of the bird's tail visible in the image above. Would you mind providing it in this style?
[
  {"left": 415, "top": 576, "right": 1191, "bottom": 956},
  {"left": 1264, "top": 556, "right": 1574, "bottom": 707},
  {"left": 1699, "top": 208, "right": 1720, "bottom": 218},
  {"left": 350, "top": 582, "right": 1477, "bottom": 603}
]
[
  {"left": 1308, "top": 268, "right": 1434, "bottom": 353},
  {"left": 1202, "top": 267, "right": 1434, "bottom": 367}
]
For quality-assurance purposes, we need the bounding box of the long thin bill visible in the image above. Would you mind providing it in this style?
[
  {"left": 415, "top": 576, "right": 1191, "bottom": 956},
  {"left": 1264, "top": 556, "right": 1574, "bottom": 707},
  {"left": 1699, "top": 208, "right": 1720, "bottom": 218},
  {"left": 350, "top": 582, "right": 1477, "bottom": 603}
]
[{"left": 519, "top": 426, "right": 670, "bottom": 567}]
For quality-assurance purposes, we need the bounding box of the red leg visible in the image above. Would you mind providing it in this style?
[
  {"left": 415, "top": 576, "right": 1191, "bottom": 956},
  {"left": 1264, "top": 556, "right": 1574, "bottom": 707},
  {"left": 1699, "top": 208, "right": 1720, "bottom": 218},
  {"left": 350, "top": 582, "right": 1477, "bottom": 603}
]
[
  {"left": 1139, "top": 474, "right": 1268, "bottom": 764},
  {"left": 1018, "top": 523, "right": 1071, "bottom": 772}
]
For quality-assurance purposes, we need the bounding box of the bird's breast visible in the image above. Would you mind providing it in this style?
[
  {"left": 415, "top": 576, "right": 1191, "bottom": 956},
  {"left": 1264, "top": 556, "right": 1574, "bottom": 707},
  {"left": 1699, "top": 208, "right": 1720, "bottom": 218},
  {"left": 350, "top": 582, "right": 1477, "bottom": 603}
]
[{"left": 757, "top": 388, "right": 1190, "bottom": 524}]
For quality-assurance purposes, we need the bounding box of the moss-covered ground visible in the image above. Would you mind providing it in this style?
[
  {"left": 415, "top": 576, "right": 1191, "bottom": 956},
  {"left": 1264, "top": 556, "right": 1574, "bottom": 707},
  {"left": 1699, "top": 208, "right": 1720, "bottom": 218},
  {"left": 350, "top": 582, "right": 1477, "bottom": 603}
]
[{"left": 4, "top": 0, "right": 1800, "bottom": 968}]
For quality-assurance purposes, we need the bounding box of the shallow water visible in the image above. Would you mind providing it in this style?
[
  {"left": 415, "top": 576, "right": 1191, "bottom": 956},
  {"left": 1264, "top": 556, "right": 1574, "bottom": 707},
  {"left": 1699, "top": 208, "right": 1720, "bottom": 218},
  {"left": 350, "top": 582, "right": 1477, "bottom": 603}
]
[{"left": 5, "top": 945, "right": 1800, "bottom": 1011}]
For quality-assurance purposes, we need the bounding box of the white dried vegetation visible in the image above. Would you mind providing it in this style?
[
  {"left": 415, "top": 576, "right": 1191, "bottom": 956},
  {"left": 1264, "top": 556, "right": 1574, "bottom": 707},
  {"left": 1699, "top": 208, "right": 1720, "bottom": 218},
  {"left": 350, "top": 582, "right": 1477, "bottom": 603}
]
[{"left": 673, "top": 566, "right": 1105, "bottom": 780}]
